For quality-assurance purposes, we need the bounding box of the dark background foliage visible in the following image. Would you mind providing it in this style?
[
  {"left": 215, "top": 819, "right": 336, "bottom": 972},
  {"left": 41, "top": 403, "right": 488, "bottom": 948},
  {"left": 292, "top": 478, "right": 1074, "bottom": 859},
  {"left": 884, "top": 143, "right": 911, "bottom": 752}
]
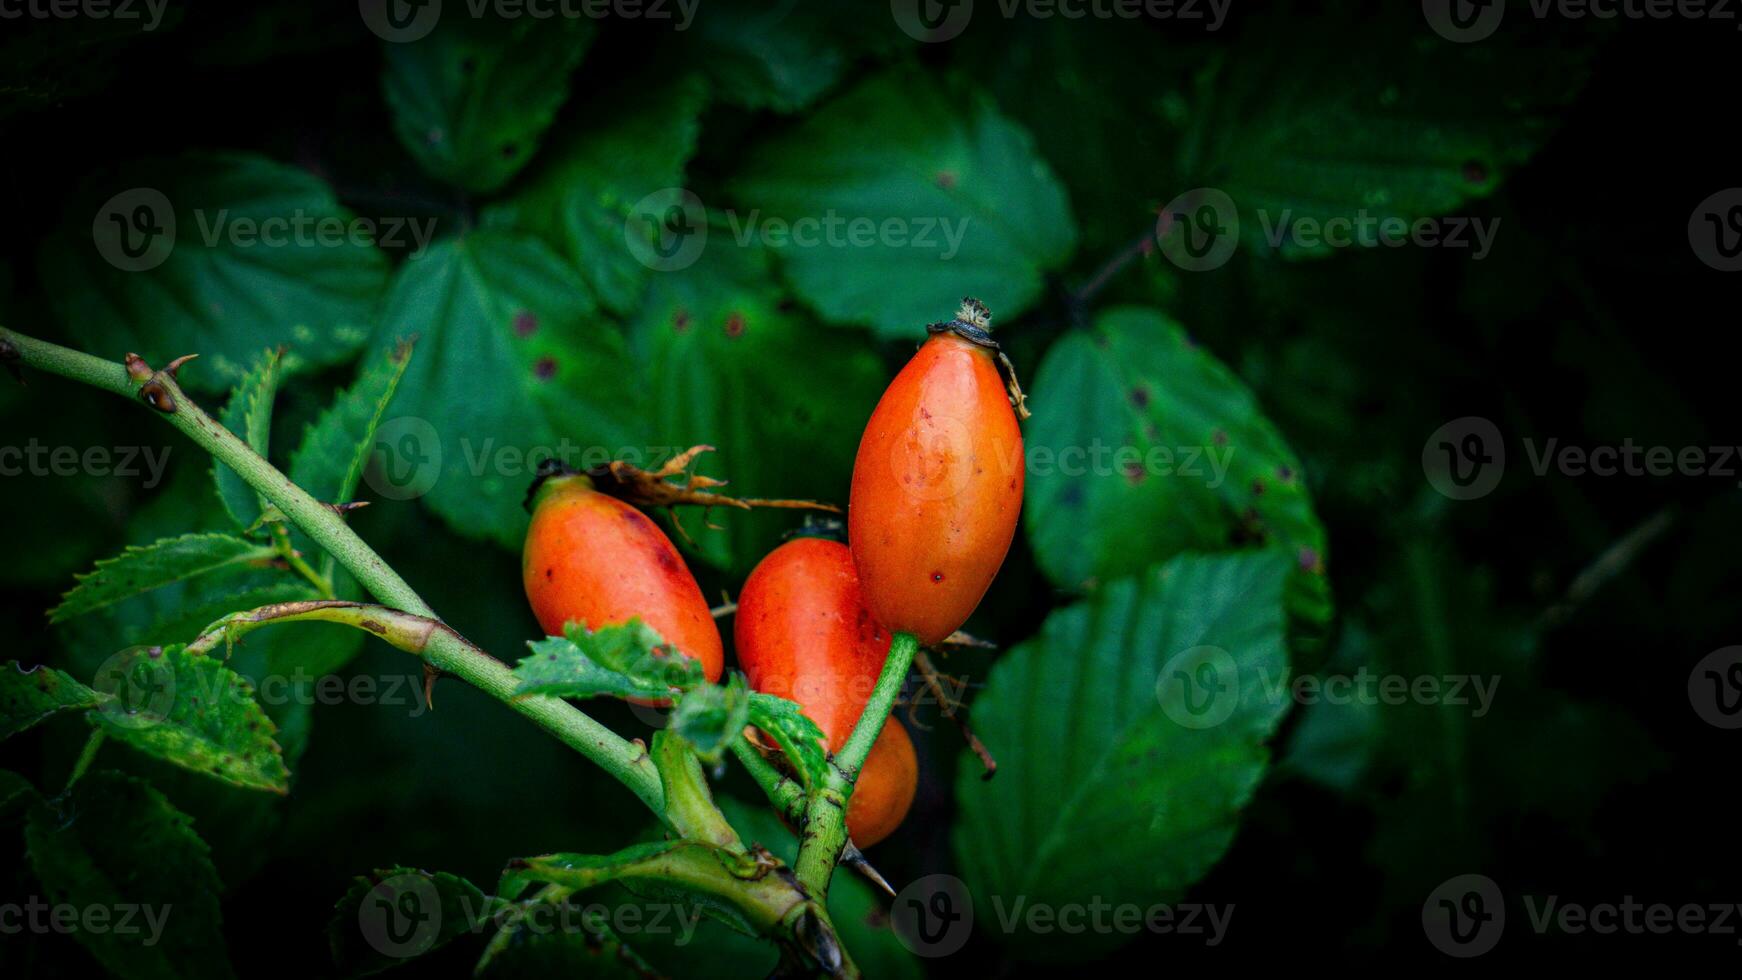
[{"left": 3, "top": 0, "right": 1738, "bottom": 974}]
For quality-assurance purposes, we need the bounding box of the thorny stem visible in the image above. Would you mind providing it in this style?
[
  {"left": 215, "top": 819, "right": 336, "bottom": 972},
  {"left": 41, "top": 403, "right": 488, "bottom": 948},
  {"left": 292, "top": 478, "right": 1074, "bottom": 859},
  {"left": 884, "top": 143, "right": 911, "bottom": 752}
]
[
  {"left": 1, "top": 327, "right": 663, "bottom": 815},
  {"left": 793, "top": 631, "right": 920, "bottom": 899},
  {"left": 731, "top": 736, "right": 894, "bottom": 897}
]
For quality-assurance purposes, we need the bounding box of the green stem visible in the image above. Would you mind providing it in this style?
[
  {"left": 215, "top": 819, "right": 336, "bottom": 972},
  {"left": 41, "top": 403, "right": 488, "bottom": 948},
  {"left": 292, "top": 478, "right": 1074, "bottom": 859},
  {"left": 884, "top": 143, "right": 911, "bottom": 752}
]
[
  {"left": 2, "top": 327, "right": 662, "bottom": 815},
  {"left": 653, "top": 731, "right": 749, "bottom": 856},
  {"left": 273, "top": 524, "right": 333, "bottom": 597},
  {"left": 732, "top": 735, "right": 806, "bottom": 823},
  {"left": 793, "top": 631, "right": 919, "bottom": 897},
  {"left": 64, "top": 730, "right": 106, "bottom": 791}
]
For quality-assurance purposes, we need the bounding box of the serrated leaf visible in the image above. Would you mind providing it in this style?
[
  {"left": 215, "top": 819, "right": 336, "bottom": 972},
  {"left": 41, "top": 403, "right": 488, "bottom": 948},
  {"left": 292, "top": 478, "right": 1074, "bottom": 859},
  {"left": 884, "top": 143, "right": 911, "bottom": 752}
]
[
  {"left": 953, "top": 552, "right": 1290, "bottom": 958},
  {"left": 1024, "top": 307, "right": 1331, "bottom": 629},
  {"left": 368, "top": 230, "right": 641, "bottom": 547},
  {"left": 25, "top": 770, "right": 234, "bottom": 980},
  {"left": 726, "top": 64, "right": 1076, "bottom": 338},
  {"left": 624, "top": 232, "right": 880, "bottom": 572},
  {"left": 484, "top": 74, "right": 706, "bottom": 315},
  {"left": 39, "top": 152, "right": 388, "bottom": 390},
  {"left": 745, "top": 693, "right": 828, "bottom": 791},
  {"left": 515, "top": 619, "right": 704, "bottom": 702},
  {"left": 328, "top": 868, "right": 496, "bottom": 976},
  {"left": 670, "top": 674, "right": 750, "bottom": 763},
  {"left": 383, "top": 16, "right": 593, "bottom": 193},
  {"left": 213, "top": 348, "right": 281, "bottom": 532},
  {"left": 1176, "top": 11, "right": 1595, "bottom": 258},
  {"left": 50, "top": 533, "right": 277, "bottom": 623},
  {"left": 290, "top": 342, "right": 413, "bottom": 510},
  {"left": 1, "top": 662, "right": 106, "bottom": 740},
  {"left": 89, "top": 644, "right": 290, "bottom": 794}
]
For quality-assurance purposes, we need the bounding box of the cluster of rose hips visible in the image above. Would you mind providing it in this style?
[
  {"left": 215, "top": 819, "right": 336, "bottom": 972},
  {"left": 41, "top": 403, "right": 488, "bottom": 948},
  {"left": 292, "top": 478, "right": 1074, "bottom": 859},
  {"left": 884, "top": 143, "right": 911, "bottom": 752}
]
[{"left": 522, "top": 300, "right": 1024, "bottom": 845}]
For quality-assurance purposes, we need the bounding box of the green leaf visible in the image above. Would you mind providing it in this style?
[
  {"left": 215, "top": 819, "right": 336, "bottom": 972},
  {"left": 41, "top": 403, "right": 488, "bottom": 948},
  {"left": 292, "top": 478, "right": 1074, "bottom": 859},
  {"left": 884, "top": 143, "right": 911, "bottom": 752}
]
[
  {"left": 1176, "top": 11, "right": 1595, "bottom": 258},
  {"left": 382, "top": 16, "right": 593, "bottom": 193},
  {"left": 40, "top": 152, "right": 388, "bottom": 390},
  {"left": 745, "top": 693, "right": 828, "bottom": 791},
  {"left": 89, "top": 644, "right": 290, "bottom": 794},
  {"left": 499, "top": 840, "right": 775, "bottom": 940},
  {"left": 328, "top": 868, "right": 496, "bottom": 975},
  {"left": 624, "top": 232, "right": 880, "bottom": 571},
  {"left": 670, "top": 673, "right": 751, "bottom": 763},
  {"left": 484, "top": 74, "right": 706, "bottom": 315},
  {"left": 953, "top": 552, "right": 1290, "bottom": 957},
  {"left": 1023, "top": 308, "right": 1331, "bottom": 629},
  {"left": 25, "top": 770, "right": 234, "bottom": 980},
  {"left": 514, "top": 619, "right": 704, "bottom": 703},
  {"left": 679, "top": 0, "right": 901, "bottom": 113},
  {"left": 727, "top": 64, "right": 1076, "bottom": 339},
  {"left": 368, "top": 230, "right": 641, "bottom": 547},
  {"left": 213, "top": 348, "right": 281, "bottom": 532},
  {"left": 0, "top": 769, "right": 37, "bottom": 823},
  {"left": 49, "top": 533, "right": 277, "bottom": 623},
  {"left": 1, "top": 662, "right": 106, "bottom": 740},
  {"left": 289, "top": 341, "right": 413, "bottom": 509}
]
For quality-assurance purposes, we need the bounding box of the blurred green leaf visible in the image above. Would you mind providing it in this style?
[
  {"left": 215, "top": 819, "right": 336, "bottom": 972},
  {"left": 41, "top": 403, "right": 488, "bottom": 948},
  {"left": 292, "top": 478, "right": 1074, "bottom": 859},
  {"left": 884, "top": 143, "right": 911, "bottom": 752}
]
[
  {"left": 1024, "top": 308, "right": 1330, "bottom": 628},
  {"left": 727, "top": 64, "right": 1077, "bottom": 338},
  {"left": 213, "top": 348, "right": 281, "bottom": 533},
  {"left": 25, "top": 770, "right": 233, "bottom": 980},
  {"left": 369, "top": 230, "right": 640, "bottom": 547},
  {"left": 1176, "top": 12, "right": 1595, "bottom": 257},
  {"left": 90, "top": 644, "right": 291, "bottom": 794},
  {"left": 49, "top": 533, "right": 277, "bottom": 623},
  {"left": 515, "top": 619, "right": 705, "bottom": 702},
  {"left": 485, "top": 75, "right": 707, "bottom": 316},
  {"left": 0, "top": 769, "right": 36, "bottom": 823},
  {"left": 39, "top": 153, "right": 389, "bottom": 390},
  {"left": 681, "top": 0, "right": 902, "bottom": 112},
  {"left": 953, "top": 552, "right": 1289, "bottom": 957},
  {"left": 1, "top": 662, "right": 105, "bottom": 741},
  {"left": 328, "top": 867, "right": 496, "bottom": 976},
  {"left": 383, "top": 16, "right": 593, "bottom": 194},
  {"left": 624, "top": 233, "right": 879, "bottom": 571}
]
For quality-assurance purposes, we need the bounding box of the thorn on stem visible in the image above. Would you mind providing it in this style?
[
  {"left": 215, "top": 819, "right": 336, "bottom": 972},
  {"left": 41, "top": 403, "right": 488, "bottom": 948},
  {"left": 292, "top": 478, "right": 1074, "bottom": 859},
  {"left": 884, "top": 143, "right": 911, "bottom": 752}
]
[
  {"left": 421, "top": 663, "right": 440, "bottom": 711},
  {"left": 124, "top": 352, "right": 153, "bottom": 382},
  {"left": 163, "top": 353, "right": 200, "bottom": 379},
  {"left": 138, "top": 379, "right": 176, "bottom": 414}
]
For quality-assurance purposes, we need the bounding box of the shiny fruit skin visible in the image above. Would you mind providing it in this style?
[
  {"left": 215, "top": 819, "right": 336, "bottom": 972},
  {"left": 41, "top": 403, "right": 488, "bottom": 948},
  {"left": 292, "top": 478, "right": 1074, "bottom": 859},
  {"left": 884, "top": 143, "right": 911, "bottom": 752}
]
[
  {"left": 523, "top": 475, "right": 723, "bottom": 684},
  {"left": 849, "top": 331, "right": 1024, "bottom": 645},
  {"left": 846, "top": 721, "right": 918, "bottom": 847},
  {"left": 736, "top": 537, "right": 915, "bottom": 845},
  {"left": 735, "top": 537, "right": 892, "bottom": 746}
]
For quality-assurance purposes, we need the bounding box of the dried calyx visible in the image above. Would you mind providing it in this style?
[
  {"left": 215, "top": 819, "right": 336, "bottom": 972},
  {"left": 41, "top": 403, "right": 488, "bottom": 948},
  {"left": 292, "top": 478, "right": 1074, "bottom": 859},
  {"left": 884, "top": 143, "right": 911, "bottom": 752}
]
[{"left": 925, "top": 297, "right": 1031, "bottom": 421}]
